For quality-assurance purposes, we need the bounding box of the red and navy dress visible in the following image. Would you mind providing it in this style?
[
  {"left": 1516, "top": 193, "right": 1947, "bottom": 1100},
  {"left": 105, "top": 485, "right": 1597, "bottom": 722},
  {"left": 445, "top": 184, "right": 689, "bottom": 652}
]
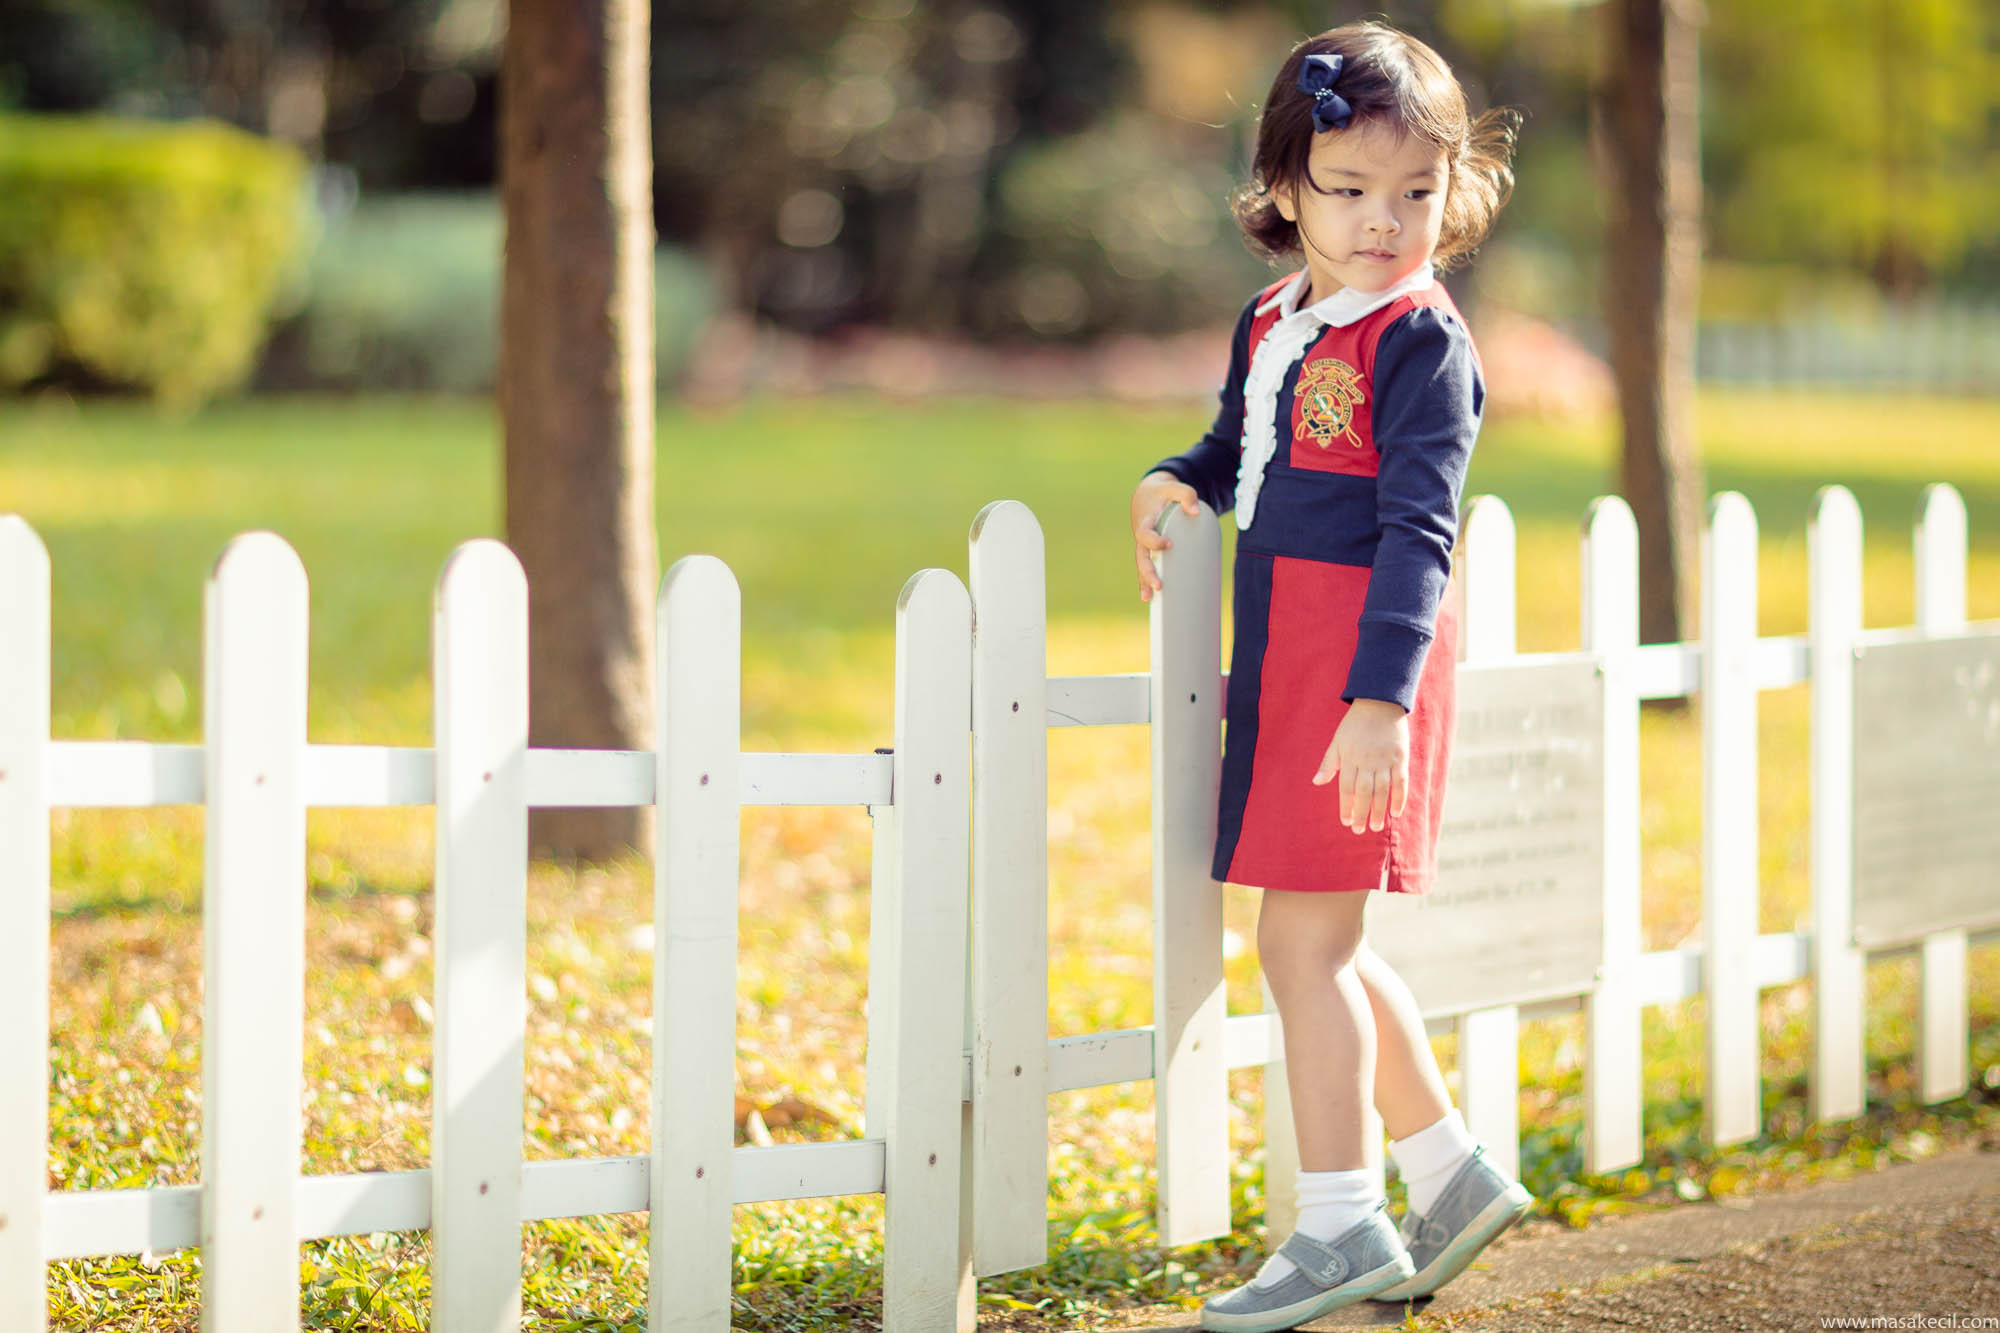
[{"left": 1152, "top": 268, "right": 1483, "bottom": 896}]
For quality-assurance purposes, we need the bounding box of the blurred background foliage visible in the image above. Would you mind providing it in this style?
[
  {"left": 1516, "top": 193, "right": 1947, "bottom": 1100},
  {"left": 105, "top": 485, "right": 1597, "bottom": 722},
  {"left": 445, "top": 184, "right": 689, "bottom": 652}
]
[
  {"left": 0, "top": 0, "right": 1994, "bottom": 401},
  {"left": 0, "top": 112, "right": 305, "bottom": 404}
]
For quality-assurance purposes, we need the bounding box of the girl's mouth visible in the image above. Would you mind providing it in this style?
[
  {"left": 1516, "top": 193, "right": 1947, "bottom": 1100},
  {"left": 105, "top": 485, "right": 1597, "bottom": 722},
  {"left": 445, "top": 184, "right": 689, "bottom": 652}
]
[{"left": 1356, "top": 249, "right": 1398, "bottom": 261}]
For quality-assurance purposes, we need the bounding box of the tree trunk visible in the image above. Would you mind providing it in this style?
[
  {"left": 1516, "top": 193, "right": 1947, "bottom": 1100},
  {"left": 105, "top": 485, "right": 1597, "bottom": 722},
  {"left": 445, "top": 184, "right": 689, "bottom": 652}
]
[
  {"left": 1596, "top": 0, "right": 1705, "bottom": 647},
  {"left": 501, "top": 0, "right": 657, "bottom": 860}
]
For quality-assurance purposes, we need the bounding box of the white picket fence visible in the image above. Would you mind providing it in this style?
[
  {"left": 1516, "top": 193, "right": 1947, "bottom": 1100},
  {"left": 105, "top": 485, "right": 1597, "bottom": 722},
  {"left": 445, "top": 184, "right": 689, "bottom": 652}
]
[{"left": 2, "top": 483, "right": 1997, "bottom": 1332}]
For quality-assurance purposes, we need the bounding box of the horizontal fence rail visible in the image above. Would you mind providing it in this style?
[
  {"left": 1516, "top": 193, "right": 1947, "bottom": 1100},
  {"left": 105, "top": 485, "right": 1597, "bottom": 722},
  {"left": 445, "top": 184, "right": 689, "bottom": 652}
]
[
  {"left": 4, "top": 480, "right": 1997, "bottom": 1333},
  {"left": 44, "top": 744, "right": 896, "bottom": 809}
]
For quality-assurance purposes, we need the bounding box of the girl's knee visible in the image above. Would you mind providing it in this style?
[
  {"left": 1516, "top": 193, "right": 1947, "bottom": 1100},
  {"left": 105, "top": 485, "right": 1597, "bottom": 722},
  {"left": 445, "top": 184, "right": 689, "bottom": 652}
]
[{"left": 1257, "top": 890, "right": 1367, "bottom": 974}]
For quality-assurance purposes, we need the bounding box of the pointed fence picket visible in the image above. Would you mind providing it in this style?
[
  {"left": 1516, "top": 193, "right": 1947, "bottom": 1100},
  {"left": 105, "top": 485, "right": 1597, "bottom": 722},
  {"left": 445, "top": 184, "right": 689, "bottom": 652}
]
[
  {"left": 431, "top": 540, "right": 530, "bottom": 1332},
  {"left": 1913, "top": 485, "right": 1972, "bottom": 1106},
  {"left": 1456, "top": 497, "right": 1525, "bottom": 1183},
  {"left": 966, "top": 502, "right": 1051, "bottom": 1278},
  {"left": 0, "top": 518, "right": 50, "bottom": 1333},
  {"left": 875, "top": 569, "right": 974, "bottom": 1330},
  {"left": 201, "top": 534, "right": 310, "bottom": 1333},
  {"left": 1702, "top": 494, "right": 1764, "bottom": 1147},
  {"left": 1582, "top": 497, "right": 1644, "bottom": 1174},
  {"left": 650, "top": 555, "right": 741, "bottom": 1331},
  {"left": 1147, "top": 500, "right": 1229, "bottom": 1248},
  {"left": 7, "top": 478, "right": 1998, "bottom": 1329},
  {"left": 1809, "top": 487, "right": 1867, "bottom": 1125}
]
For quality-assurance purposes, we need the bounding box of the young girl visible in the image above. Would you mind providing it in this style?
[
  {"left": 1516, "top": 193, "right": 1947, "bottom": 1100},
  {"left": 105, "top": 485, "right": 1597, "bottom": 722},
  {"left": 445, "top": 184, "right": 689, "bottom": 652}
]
[{"left": 1129, "top": 22, "right": 1530, "bottom": 1331}]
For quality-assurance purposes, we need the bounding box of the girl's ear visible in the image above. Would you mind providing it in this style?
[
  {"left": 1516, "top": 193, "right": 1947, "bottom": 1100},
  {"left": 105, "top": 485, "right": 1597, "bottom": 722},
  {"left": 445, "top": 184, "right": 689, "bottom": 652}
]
[{"left": 1272, "top": 180, "right": 1299, "bottom": 223}]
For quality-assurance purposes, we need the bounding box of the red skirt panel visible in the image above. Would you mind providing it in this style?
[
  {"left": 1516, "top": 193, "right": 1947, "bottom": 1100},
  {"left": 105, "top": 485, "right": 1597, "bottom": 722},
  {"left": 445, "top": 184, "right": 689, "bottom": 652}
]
[{"left": 1215, "top": 552, "right": 1458, "bottom": 894}]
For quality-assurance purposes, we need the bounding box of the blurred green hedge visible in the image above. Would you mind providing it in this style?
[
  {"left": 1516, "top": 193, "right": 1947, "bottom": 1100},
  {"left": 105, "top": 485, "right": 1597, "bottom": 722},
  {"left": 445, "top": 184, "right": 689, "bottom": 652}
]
[
  {"left": 0, "top": 113, "right": 307, "bottom": 405},
  {"left": 261, "top": 191, "right": 715, "bottom": 395}
]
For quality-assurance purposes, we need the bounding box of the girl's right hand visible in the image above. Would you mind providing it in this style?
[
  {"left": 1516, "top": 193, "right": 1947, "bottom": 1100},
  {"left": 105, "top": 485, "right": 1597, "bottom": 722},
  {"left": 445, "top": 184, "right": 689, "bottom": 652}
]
[{"left": 1131, "top": 471, "right": 1201, "bottom": 602}]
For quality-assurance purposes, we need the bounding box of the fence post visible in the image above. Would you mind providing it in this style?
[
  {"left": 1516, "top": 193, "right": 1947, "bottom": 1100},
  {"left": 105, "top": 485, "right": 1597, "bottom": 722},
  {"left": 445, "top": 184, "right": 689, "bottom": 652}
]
[
  {"left": 965, "top": 502, "right": 1050, "bottom": 1279},
  {"left": 1808, "top": 487, "right": 1866, "bottom": 1124},
  {"left": 1581, "top": 498, "right": 1644, "bottom": 1172},
  {"left": 1149, "top": 501, "right": 1228, "bottom": 1246},
  {"left": 865, "top": 825, "right": 900, "bottom": 1144},
  {"left": 1913, "top": 484, "right": 1970, "bottom": 1104},
  {"left": 0, "top": 518, "right": 50, "bottom": 1333},
  {"left": 1456, "top": 497, "right": 1522, "bottom": 1181},
  {"left": 201, "top": 533, "right": 309, "bottom": 1333},
  {"left": 1702, "top": 493, "right": 1762, "bottom": 1146},
  {"left": 878, "top": 569, "right": 973, "bottom": 1332},
  {"left": 431, "top": 540, "right": 529, "bottom": 1333},
  {"left": 650, "top": 556, "right": 741, "bottom": 1333}
]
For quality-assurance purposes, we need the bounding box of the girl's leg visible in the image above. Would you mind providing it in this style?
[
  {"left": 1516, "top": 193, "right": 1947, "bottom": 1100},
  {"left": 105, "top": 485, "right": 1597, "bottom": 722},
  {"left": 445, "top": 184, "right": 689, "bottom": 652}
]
[
  {"left": 1201, "top": 891, "right": 1415, "bottom": 1322},
  {"left": 1354, "top": 941, "right": 1481, "bottom": 1216},
  {"left": 1241, "top": 887, "right": 1388, "bottom": 1292},
  {"left": 1353, "top": 942, "right": 1452, "bottom": 1139},
  {"left": 1257, "top": 888, "right": 1374, "bottom": 1171},
  {"left": 1350, "top": 949, "right": 1535, "bottom": 1304}
]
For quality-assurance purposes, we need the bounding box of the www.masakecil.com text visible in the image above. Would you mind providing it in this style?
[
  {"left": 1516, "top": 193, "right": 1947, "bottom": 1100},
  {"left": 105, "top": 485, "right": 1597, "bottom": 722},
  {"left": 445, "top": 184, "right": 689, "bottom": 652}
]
[{"left": 1820, "top": 1318, "right": 2000, "bottom": 1330}]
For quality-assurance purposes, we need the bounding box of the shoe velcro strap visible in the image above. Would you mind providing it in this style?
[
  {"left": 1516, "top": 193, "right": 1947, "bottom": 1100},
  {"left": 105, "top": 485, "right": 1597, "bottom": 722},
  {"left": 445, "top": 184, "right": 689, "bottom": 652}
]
[
  {"left": 1276, "top": 1231, "right": 1352, "bottom": 1288},
  {"left": 1412, "top": 1214, "right": 1452, "bottom": 1249},
  {"left": 1398, "top": 1211, "right": 1448, "bottom": 1247}
]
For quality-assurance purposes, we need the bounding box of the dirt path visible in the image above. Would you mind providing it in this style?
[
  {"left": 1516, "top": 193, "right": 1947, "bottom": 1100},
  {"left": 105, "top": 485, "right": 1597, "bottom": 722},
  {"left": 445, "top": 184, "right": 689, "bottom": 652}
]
[{"left": 1115, "top": 1142, "right": 2000, "bottom": 1331}]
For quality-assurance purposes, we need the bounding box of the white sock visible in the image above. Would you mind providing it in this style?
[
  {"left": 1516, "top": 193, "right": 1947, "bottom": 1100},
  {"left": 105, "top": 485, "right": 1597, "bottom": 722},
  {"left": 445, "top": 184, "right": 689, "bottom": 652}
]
[
  {"left": 1250, "top": 1167, "right": 1383, "bottom": 1289},
  {"left": 1388, "top": 1109, "right": 1478, "bottom": 1216}
]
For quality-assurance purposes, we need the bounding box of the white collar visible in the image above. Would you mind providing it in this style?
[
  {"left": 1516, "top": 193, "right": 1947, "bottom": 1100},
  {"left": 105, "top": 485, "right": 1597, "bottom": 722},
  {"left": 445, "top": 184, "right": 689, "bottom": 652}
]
[{"left": 1255, "top": 263, "right": 1437, "bottom": 328}]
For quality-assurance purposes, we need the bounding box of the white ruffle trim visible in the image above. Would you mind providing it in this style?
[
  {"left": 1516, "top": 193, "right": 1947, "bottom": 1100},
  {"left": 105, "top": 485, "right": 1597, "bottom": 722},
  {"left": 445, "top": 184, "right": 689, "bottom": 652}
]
[
  {"left": 1235, "top": 264, "right": 1436, "bottom": 531},
  {"left": 1233, "top": 315, "right": 1325, "bottom": 530}
]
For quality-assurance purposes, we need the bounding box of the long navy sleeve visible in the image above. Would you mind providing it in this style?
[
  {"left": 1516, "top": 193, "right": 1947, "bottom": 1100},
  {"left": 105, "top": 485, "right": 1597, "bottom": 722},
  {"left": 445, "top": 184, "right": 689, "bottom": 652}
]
[
  {"left": 1146, "top": 296, "right": 1259, "bottom": 514},
  {"left": 1341, "top": 306, "right": 1483, "bottom": 709}
]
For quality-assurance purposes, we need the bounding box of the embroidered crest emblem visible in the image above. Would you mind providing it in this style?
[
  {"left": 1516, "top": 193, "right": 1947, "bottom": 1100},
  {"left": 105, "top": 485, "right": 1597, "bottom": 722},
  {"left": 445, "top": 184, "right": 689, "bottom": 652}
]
[{"left": 1296, "top": 358, "right": 1367, "bottom": 449}]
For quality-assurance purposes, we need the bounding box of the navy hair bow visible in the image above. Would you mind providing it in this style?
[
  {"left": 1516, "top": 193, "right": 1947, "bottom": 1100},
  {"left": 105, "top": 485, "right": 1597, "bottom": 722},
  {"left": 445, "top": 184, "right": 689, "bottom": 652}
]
[{"left": 1296, "top": 53, "right": 1352, "bottom": 132}]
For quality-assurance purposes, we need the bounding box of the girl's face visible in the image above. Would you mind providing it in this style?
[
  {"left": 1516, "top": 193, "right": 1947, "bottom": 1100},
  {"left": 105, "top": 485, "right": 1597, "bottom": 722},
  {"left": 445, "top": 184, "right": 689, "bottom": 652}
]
[{"left": 1274, "top": 120, "right": 1449, "bottom": 301}]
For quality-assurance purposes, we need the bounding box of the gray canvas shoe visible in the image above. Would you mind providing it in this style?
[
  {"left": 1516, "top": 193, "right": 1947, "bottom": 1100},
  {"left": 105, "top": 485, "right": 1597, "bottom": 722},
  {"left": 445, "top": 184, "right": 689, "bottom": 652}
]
[
  {"left": 1199, "top": 1202, "right": 1414, "bottom": 1332},
  {"left": 1372, "top": 1146, "right": 1534, "bottom": 1301}
]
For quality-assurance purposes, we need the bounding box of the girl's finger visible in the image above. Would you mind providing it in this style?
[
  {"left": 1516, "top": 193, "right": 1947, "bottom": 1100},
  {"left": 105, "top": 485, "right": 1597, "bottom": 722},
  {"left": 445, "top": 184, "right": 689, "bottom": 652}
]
[
  {"left": 1134, "top": 549, "right": 1162, "bottom": 599},
  {"left": 1368, "top": 769, "right": 1392, "bottom": 831},
  {"left": 1349, "top": 770, "right": 1375, "bottom": 834},
  {"left": 1136, "top": 528, "right": 1170, "bottom": 552},
  {"left": 1390, "top": 764, "right": 1409, "bottom": 818},
  {"left": 1338, "top": 762, "right": 1358, "bottom": 828}
]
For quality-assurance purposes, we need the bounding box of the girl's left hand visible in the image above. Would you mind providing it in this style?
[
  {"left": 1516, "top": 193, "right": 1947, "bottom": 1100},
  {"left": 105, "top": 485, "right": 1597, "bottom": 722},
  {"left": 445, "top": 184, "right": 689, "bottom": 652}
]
[{"left": 1312, "top": 698, "right": 1409, "bottom": 833}]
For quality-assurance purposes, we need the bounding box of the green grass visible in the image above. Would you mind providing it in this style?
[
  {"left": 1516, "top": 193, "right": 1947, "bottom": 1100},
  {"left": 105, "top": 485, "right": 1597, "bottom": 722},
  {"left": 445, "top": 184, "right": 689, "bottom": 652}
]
[
  {"left": 7, "top": 390, "right": 1998, "bottom": 743},
  {"left": 4, "top": 388, "right": 1999, "bottom": 1330}
]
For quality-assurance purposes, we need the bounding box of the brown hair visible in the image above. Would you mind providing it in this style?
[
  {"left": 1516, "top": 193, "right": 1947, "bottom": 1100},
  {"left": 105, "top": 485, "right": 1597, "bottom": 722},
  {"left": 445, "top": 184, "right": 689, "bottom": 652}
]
[{"left": 1232, "top": 21, "right": 1519, "bottom": 271}]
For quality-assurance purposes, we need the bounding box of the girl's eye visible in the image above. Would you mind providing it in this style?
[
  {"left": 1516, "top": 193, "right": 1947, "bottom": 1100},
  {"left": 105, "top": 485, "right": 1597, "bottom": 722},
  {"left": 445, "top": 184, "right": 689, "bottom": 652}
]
[
  {"left": 1335, "top": 188, "right": 1362, "bottom": 198},
  {"left": 1407, "top": 189, "right": 1434, "bottom": 200}
]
